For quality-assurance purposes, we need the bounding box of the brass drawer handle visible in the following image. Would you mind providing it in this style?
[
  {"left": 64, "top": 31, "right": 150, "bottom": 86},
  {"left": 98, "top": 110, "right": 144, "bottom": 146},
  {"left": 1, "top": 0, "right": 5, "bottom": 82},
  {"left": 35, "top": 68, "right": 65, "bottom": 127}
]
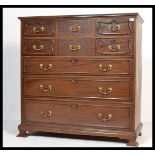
[
  {"left": 40, "top": 110, "right": 52, "bottom": 117},
  {"left": 98, "top": 64, "right": 112, "bottom": 72},
  {"left": 98, "top": 113, "right": 112, "bottom": 122},
  {"left": 40, "top": 85, "right": 52, "bottom": 92},
  {"left": 33, "top": 26, "right": 44, "bottom": 33},
  {"left": 98, "top": 87, "right": 112, "bottom": 95},
  {"left": 108, "top": 24, "right": 120, "bottom": 32},
  {"left": 69, "top": 25, "right": 81, "bottom": 32},
  {"left": 40, "top": 64, "right": 53, "bottom": 71},
  {"left": 33, "top": 44, "right": 44, "bottom": 51},
  {"left": 108, "top": 44, "right": 120, "bottom": 52},
  {"left": 69, "top": 45, "right": 81, "bottom": 51}
]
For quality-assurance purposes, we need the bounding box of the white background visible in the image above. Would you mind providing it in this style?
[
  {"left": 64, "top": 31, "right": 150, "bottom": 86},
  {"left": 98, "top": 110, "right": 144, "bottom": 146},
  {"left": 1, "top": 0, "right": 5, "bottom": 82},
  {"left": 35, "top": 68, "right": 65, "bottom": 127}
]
[{"left": 3, "top": 8, "right": 152, "bottom": 147}]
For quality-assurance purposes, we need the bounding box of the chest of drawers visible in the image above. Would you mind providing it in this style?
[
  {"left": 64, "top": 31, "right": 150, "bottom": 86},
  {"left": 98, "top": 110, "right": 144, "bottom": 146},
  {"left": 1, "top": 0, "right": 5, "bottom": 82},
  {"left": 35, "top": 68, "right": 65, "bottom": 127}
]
[{"left": 17, "top": 13, "right": 143, "bottom": 147}]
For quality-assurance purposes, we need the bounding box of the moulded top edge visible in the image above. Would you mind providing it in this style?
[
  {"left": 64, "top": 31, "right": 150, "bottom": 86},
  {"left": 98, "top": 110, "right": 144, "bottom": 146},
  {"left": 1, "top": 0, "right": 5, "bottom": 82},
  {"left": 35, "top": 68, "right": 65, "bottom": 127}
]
[{"left": 18, "top": 13, "right": 144, "bottom": 23}]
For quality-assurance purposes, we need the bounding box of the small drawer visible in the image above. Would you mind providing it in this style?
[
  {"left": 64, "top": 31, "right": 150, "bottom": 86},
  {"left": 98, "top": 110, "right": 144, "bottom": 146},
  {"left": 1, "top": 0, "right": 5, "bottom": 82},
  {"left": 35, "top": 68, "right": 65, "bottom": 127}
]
[
  {"left": 22, "top": 39, "right": 55, "bottom": 56},
  {"left": 57, "top": 39, "right": 94, "bottom": 56},
  {"left": 96, "top": 38, "right": 133, "bottom": 55},
  {"left": 22, "top": 20, "right": 55, "bottom": 36},
  {"left": 24, "top": 99, "right": 131, "bottom": 130},
  {"left": 23, "top": 57, "right": 133, "bottom": 76},
  {"left": 96, "top": 18, "right": 134, "bottom": 35},
  {"left": 23, "top": 76, "right": 133, "bottom": 101},
  {"left": 57, "top": 19, "right": 94, "bottom": 37}
]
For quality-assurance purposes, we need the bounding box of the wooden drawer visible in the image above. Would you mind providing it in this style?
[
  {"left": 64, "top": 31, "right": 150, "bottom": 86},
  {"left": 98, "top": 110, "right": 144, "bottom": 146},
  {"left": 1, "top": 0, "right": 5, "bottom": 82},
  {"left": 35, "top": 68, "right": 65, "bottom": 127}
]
[
  {"left": 57, "top": 19, "right": 94, "bottom": 37},
  {"left": 96, "top": 18, "right": 134, "bottom": 35},
  {"left": 57, "top": 39, "right": 94, "bottom": 56},
  {"left": 22, "top": 39, "right": 55, "bottom": 56},
  {"left": 22, "top": 19, "right": 55, "bottom": 36},
  {"left": 96, "top": 38, "right": 133, "bottom": 55},
  {"left": 23, "top": 76, "right": 133, "bottom": 101},
  {"left": 24, "top": 99, "right": 131, "bottom": 130},
  {"left": 23, "top": 57, "right": 133, "bottom": 76}
]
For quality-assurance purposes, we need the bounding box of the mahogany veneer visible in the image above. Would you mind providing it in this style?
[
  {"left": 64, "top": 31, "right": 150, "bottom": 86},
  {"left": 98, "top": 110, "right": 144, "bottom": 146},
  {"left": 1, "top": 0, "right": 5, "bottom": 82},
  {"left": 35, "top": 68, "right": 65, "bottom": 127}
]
[{"left": 18, "top": 13, "right": 143, "bottom": 147}]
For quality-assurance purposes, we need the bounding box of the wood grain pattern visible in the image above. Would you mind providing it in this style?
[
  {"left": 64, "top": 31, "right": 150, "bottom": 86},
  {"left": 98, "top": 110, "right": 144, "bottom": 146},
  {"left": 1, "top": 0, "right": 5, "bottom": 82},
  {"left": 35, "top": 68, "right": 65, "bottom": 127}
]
[
  {"left": 23, "top": 76, "right": 133, "bottom": 100},
  {"left": 96, "top": 38, "right": 133, "bottom": 55},
  {"left": 18, "top": 13, "right": 143, "bottom": 146},
  {"left": 24, "top": 100, "right": 131, "bottom": 129},
  {"left": 23, "top": 57, "right": 133, "bottom": 75},
  {"left": 22, "top": 39, "right": 55, "bottom": 55},
  {"left": 96, "top": 18, "right": 134, "bottom": 35},
  {"left": 22, "top": 19, "right": 55, "bottom": 36}
]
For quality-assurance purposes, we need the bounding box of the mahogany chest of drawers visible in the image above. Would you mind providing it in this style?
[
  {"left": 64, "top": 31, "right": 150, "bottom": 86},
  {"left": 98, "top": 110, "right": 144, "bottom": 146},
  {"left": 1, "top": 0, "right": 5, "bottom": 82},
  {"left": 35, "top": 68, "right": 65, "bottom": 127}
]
[{"left": 18, "top": 13, "right": 143, "bottom": 147}]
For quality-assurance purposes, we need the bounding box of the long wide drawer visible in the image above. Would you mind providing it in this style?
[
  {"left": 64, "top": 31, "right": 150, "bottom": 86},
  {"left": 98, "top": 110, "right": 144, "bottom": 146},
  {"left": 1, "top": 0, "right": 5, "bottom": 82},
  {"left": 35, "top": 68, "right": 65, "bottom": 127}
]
[
  {"left": 23, "top": 76, "right": 133, "bottom": 100},
  {"left": 23, "top": 57, "right": 133, "bottom": 75},
  {"left": 24, "top": 99, "right": 131, "bottom": 130}
]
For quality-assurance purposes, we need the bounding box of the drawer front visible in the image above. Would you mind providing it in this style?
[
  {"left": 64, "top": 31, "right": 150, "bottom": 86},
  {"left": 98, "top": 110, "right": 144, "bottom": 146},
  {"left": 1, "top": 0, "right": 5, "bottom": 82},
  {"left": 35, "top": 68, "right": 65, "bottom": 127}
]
[
  {"left": 22, "top": 39, "right": 55, "bottom": 56},
  {"left": 23, "top": 57, "right": 133, "bottom": 76},
  {"left": 24, "top": 100, "right": 131, "bottom": 130},
  {"left": 96, "top": 38, "right": 133, "bottom": 55},
  {"left": 57, "top": 19, "right": 94, "bottom": 37},
  {"left": 22, "top": 20, "right": 55, "bottom": 36},
  {"left": 96, "top": 18, "right": 134, "bottom": 35},
  {"left": 57, "top": 39, "right": 94, "bottom": 56},
  {"left": 23, "top": 76, "right": 132, "bottom": 100}
]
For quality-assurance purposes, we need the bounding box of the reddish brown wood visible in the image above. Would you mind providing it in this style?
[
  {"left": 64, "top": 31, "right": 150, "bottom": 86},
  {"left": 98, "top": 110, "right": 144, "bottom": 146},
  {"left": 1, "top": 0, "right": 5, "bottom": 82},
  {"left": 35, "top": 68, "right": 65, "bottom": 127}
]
[
  {"left": 23, "top": 57, "right": 133, "bottom": 76},
  {"left": 17, "top": 125, "right": 27, "bottom": 137},
  {"left": 22, "top": 39, "right": 55, "bottom": 55},
  {"left": 57, "top": 19, "right": 94, "bottom": 37},
  {"left": 57, "top": 38, "right": 95, "bottom": 56},
  {"left": 96, "top": 18, "right": 134, "bottom": 35},
  {"left": 22, "top": 19, "right": 55, "bottom": 36},
  {"left": 18, "top": 13, "right": 143, "bottom": 147},
  {"left": 23, "top": 76, "right": 133, "bottom": 100},
  {"left": 18, "top": 13, "right": 144, "bottom": 24},
  {"left": 96, "top": 38, "right": 133, "bottom": 55},
  {"left": 127, "top": 140, "right": 138, "bottom": 147},
  {"left": 24, "top": 100, "right": 131, "bottom": 129}
]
